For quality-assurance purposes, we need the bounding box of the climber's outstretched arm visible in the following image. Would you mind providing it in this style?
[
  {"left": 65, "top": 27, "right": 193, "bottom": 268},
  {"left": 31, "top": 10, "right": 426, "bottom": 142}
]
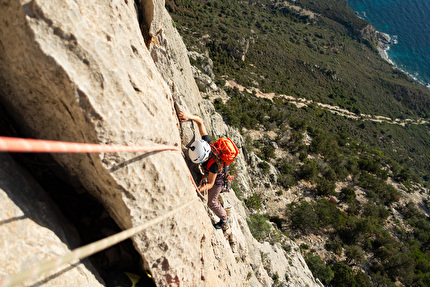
[{"left": 178, "top": 111, "right": 208, "bottom": 137}]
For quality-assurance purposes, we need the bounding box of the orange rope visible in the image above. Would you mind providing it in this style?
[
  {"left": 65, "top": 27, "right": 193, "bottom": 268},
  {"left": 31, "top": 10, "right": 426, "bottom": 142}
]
[
  {"left": 0, "top": 136, "right": 180, "bottom": 153},
  {"left": 0, "top": 136, "right": 201, "bottom": 195}
]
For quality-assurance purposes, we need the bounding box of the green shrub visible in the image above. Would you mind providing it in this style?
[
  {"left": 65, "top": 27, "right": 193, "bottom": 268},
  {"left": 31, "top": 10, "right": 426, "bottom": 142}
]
[
  {"left": 306, "top": 254, "right": 334, "bottom": 285},
  {"left": 330, "top": 263, "right": 356, "bottom": 287},
  {"left": 298, "top": 152, "right": 308, "bottom": 162},
  {"left": 287, "top": 201, "right": 319, "bottom": 232},
  {"left": 300, "top": 243, "right": 309, "bottom": 250},
  {"left": 409, "top": 241, "right": 430, "bottom": 284},
  {"left": 277, "top": 158, "right": 294, "bottom": 174},
  {"left": 326, "top": 240, "right": 343, "bottom": 255},
  {"left": 339, "top": 187, "right": 356, "bottom": 204},
  {"left": 245, "top": 193, "right": 262, "bottom": 210},
  {"left": 315, "top": 199, "right": 346, "bottom": 229},
  {"left": 323, "top": 167, "right": 337, "bottom": 181},
  {"left": 334, "top": 165, "right": 350, "bottom": 181},
  {"left": 316, "top": 177, "right": 336, "bottom": 196},
  {"left": 337, "top": 216, "right": 377, "bottom": 245},
  {"left": 288, "top": 199, "right": 347, "bottom": 233},
  {"left": 231, "top": 180, "right": 243, "bottom": 200},
  {"left": 278, "top": 173, "right": 295, "bottom": 189},
  {"left": 269, "top": 215, "right": 284, "bottom": 230},
  {"left": 373, "top": 244, "right": 415, "bottom": 285},
  {"left": 247, "top": 214, "right": 271, "bottom": 242},
  {"left": 345, "top": 245, "right": 364, "bottom": 264},
  {"left": 358, "top": 172, "right": 400, "bottom": 205},
  {"left": 260, "top": 145, "right": 275, "bottom": 160},
  {"left": 297, "top": 159, "right": 318, "bottom": 181},
  {"left": 354, "top": 270, "right": 372, "bottom": 287},
  {"left": 272, "top": 272, "right": 279, "bottom": 285},
  {"left": 244, "top": 135, "right": 253, "bottom": 154},
  {"left": 358, "top": 156, "right": 382, "bottom": 175},
  {"left": 401, "top": 203, "right": 430, "bottom": 250},
  {"left": 258, "top": 161, "right": 270, "bottom": 174},
  {"left": 289, "top": 130, "right": 304, "bottom": 150},
  {"left": 362, "top": 203, "right": 389, "bottom": 224},
  {"left": 289, "top": 118, "right": 307, "bottom": 132}
]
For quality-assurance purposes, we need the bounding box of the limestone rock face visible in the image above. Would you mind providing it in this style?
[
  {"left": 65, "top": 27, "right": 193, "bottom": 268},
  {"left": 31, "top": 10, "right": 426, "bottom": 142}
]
[
  {"left": 0, "top": 0, "right": 322, "bottom": 286},
  {"left": 0, "top": 0, "right": 210, "bottom": 285},
  {"left": 0, "top": 154, "right": 104, "bottom": 286},
  {"left": 146, "top": 1, "right": 202, "bottom": 116},
  {"left": 188, "top": 51, "right": 215, "bottom": 80}
]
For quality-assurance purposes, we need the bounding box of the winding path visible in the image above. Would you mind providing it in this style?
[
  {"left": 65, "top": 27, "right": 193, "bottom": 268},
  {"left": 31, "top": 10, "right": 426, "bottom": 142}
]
[{"left": 225, "top": 80, "right": 429, "bottom": 127}]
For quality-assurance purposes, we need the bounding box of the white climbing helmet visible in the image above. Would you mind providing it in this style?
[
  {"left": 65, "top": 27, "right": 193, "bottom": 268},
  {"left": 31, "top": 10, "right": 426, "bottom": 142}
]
[{"left": 188, "top": 139, "right": 211, "bottom": 163}]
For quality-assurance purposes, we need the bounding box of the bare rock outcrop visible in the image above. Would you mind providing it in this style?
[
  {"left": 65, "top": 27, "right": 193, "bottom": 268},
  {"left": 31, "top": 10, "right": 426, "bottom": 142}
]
[
  {"left": 0, "top": 154, "right": 104, "bottom": 286},
  {"left": 0, "top": 0, "right": 213, "bottom": 285},
  {"left": 360, "top": 23, "right": 378, "bottom": 45},
  {"left": 0, "top": 0, "right": 322, "bottom": 286}
]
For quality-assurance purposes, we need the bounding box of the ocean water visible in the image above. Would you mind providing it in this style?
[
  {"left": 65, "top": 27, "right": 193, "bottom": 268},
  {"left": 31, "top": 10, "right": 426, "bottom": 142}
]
[{"left": 346, "top": 0, "right": 430, "bottom": 88}]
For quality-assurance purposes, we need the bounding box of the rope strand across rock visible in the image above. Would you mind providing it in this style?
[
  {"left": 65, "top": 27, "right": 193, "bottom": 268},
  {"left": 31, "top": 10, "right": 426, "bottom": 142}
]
[
  {"left": 0, "top": 136, "right": 203, "bottom": 287},
  {"left": 0, "top": 199, "right": 198, "bottom": 287}
]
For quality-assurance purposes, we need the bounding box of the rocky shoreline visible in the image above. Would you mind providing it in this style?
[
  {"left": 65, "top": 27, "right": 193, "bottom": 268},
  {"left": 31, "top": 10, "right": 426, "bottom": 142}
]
[
  {"left": 376, "top": 31, "right": 430, "bottom": 88},
  {"left": 377, "top": 32, "right": 394, "bottom": 65}
]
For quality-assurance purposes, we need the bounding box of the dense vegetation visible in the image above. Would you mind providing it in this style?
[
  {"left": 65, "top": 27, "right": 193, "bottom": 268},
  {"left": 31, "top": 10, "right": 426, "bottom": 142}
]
[
  {"left": 168, "top": 0, "right": 430, "bottom": 117},
  {"left": 167, "top": 0, "right": 430, "bottom": 285},
  {"left": 167, "top": 0, "right": 430, "bottom": 184}
]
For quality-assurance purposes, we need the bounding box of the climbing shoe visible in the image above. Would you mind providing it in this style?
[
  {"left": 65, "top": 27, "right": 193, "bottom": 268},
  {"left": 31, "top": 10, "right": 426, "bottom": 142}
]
[{"left": 214, "top": 217, "right": 229, "bottom": 230}]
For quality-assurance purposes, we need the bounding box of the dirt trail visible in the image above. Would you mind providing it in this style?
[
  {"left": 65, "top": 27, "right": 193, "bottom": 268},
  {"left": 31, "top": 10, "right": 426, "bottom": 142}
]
[{"left": 225, "top": 80, "right": 429, "bottom": 127}]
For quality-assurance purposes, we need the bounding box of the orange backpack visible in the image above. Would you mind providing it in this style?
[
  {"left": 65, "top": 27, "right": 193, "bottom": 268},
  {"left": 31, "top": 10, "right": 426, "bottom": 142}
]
[{"left": 210, "top": 137, "right": 239, "bottom": 169}]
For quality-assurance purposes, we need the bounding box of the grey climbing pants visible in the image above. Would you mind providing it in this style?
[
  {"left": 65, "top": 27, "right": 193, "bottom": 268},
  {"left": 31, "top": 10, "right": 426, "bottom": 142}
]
[{"left": 207, "top": 174, "right": 228, "bottom": 222}]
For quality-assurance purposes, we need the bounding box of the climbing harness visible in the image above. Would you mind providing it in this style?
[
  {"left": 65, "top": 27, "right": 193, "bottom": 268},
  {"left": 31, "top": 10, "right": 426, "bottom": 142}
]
[
  {"left": 203, "top": 159, "right": 235, "bottom": 193},
  {"left": 220, "top": 168, "right": 235, "bottom": 193}
]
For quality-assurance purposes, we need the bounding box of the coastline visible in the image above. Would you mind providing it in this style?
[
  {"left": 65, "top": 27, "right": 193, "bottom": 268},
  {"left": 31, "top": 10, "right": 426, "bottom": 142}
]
[
  {"left": 376, "top": 32, "right": 394, "bottom": 65},
  {"left": 352, "top": 8, "right": 430, "bottom": 89},
  {"left": 376, "top": 31, "right": 430, "bottom": 89}
]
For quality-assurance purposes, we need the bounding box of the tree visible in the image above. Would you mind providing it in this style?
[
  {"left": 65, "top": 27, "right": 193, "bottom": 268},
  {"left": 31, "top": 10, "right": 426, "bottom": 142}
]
[
  {"left": 297, "top": 159, "right": 318, "bottom": 181},
  {"left": 330, "top": 263, "right": 356, "bottom": 287},
  {"left": 316, "top": 177, "right": 336, "bottom": 196},
  {"left": 354, "top": 270, "right": 372, "bottom": 287},
  {"left": 288, "top": 201, "right": 318, "bottom": 232},
  {"left": 345, "top": 245, "right": 364, "bottom": 264},
  {"left": 306, "top": 254, "right": 334, "bottom": 285},
  {"left": 340, "top": 187, "right": 356, "bottom": 204}
]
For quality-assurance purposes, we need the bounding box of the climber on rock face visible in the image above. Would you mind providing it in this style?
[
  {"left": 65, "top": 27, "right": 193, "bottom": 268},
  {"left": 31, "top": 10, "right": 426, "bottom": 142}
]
[{"left": 179, "top": 111, "right": 238, "bottom": 230}]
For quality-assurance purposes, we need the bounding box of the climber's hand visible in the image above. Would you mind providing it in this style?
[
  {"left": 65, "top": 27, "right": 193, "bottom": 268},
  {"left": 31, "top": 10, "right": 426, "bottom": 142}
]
[{"left": 178, "top": 111, "right": 189, "bottom": 122}]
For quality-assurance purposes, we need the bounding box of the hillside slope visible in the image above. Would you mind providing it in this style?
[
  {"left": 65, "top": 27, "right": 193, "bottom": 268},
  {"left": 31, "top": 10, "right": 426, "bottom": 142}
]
[
  {"left": 0, "top": 0, "right": 322, "bottom": 286},
  {"left": 168, "top": 0, "right": 430, "bottom": 286},
  {"left": 167, "top": 0, "right": 430, "bottom": 186}
]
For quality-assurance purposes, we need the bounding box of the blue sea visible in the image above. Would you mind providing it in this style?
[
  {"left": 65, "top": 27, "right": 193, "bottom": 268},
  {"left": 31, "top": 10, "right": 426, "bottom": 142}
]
[{"left": 346, "top": 0, "right": 430, "bottom": 88}]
